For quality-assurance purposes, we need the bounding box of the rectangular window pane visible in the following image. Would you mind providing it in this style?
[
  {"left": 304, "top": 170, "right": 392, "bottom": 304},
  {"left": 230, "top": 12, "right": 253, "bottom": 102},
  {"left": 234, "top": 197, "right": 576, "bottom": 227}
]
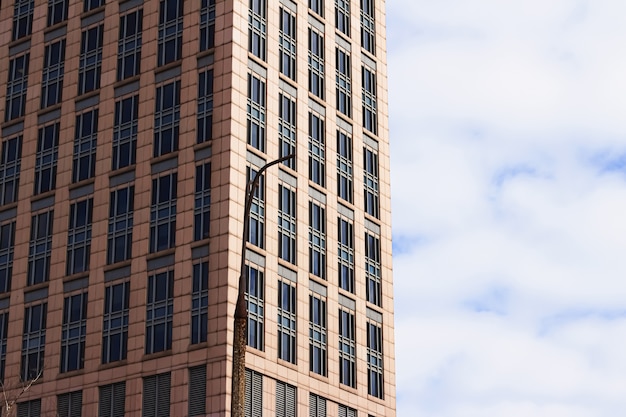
[
  {"left": 248, "top": 0, "right": 266, "bottom": 61},
  {"left": 335, "top": 0, "right": 350, "bottom": 36},
  {"left": 279, "top": 8, "right": 296, "bottom": 80},
  {"left": 112, "top": 95, "right": 138, "bottom": 170},
  {"left": 5, "top": 54, "right": 29, "bottom": 122},
  {"left": 277, "top": 279, "right": 296, "bottom": 363},
  {"left": 158, "top": 0, "right": 183, "bottom": 66},
  {"left": 191, "top": 261, "right": 209, "bottom": 344},
  {"left": 278, "top": 184, "right": 296, "bottom": 264},
  {"left": 338, "top": 307, "right": 356, "bottom": 388},
  {"left": 308, "top": 112, "right": 325, "bottom": 187},
  {"left": 194, "top": 162, "right": 211, "bottom": 241},
  {"left": 150, "top": 173, "right": 177, "bottom": 253},
  {"left": 199, "top": 0, "right": 216, "bottom": 51},
  {"left": 0, "top": 312, "right": 8, "bottom": 382},
  {"left": 338, "top": 217, "right": 354, "bottom": 293},
  {"left": 279, "top": 93, "right": 297, "bottom": 170},
  {"left": 117, "top": 10, "right": 143, "bottom": 81},
  {"left": 60, "top": 293, "right": 88, "bottom": 372},
  {"left": 336, "top": 48, "right": 351, "bottom": 117},
  {"left": 364, "top": 146, "right": 379, "bottom": 218},
  {"left": 309, "top": 293, "right": 326, "bottom": 376},
  {"left": 34, "top": 122, "right": 59, "bottom": 195},
  {"left": 41, "top": 40, "right": 65, "bottom": 108},
  {"left": 362, "top": 67, "right": 378, "bottom": 135},
  {"left": 107, "top": 185, "right": 134, "bottom": 264},
  {"left": 336, "top": 130, "right": 353, "bottom": 203},
  {"left": 245, "top": 263, "right": 264, "bottom": 350},
  {"left": 0, "top": 136, "right": 22, "bottom": 206},
  {"left": 197, "top": 68, "right": 214, "bottom": 144},
  {"left": 66, "top": 198, "right": 93, "bottom": 275},
  {"left": 154, "top": 80, "right": 180, "bottom": 157},
  {"left": 309, "top": 0, "right": 324, "bottom": 16},
  {"left": 308, "top": 28, "right": 325, "bottom": 99},
  {"left": 367, "top": 321, "right": 384, "bottom": 398},
  {"left": 365, "top": 231, "right": 381, "bottom": 306},
  {"left": 21, "top": 303, "right": 47, "bottom": 380},
  {"left": 12, "top": 0, "right": 34, "bottom": 41},
  {"left": 27, "top": 211, "right": 53, "bottom": 286},
  {"left": 145, "top": 271, "right": 173, "bottom": 354},
  {"left": 309, "top": 201, "right": 326, "bottom": 278},
  {"left": 47, "top": 0, "right": 68, "bottom": 26},
  {"left": 84, "top": 0, "right": 104, "bottom": 12},
  {"left": 246, "top": 167, "right": 265, "bottom": 248},
  {"left": 102, "top": 281, "right": 130, "bottom": 363},
  {"left": 247, "top": 73, "right": 266, "bottom": 152},
  {"left": 73, "top": 109, "right": 98, "bottom": 183},
  {"left": 78, "top": 25, "right": 103, "bottom": 95},
  {"left": 360, "top": 0, "right": 375, "bottom": 55}
]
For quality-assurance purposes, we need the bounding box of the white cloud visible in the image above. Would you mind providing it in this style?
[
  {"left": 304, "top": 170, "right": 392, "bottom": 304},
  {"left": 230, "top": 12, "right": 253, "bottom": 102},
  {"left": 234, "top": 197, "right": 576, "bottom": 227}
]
[{"left": 388, "top": 0, "right": 626, "bottom": 415}]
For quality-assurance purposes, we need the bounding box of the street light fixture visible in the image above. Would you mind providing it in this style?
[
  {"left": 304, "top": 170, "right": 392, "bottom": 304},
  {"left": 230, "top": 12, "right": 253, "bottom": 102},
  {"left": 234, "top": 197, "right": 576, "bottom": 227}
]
[{"left": 231, "top": 153, "right": 295, "bottom": 417}]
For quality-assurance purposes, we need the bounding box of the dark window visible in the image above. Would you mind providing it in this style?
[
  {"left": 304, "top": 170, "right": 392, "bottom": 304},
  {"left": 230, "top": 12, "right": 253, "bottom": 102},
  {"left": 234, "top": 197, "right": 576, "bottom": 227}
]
[
  {"left": 102, "top": 281, "right": 130, "bottom": 363},
  {"left": 112, "top": 95, "right": 138, "bottom": 170},
  {"left": 277, "top": 279, "right": 296, "bottom": 363},
  {"left": 21, "top": 303, "right": 46, "bottom": 380},
  {"left": 84, "top": 0, "right": 104, "bottom": 12},
  {"left": 0, "top": 312, "right": 8, "bottom": 382},
  {"left": 0, "top": 222, "right": 14, "bottom": 294},
  {"left": 279, "top": 8, "right": 296, "bottom": 80},
  {"left": 362, "top": 67, "right": 378, "bottom": 135},
  {"left": 145, "top": 271, "right": 173, "bottom": 354},
  {"left": 57, "top": 390, "right": 83, "bottom": 417},
  {"left": 158, "top": 0, "right": 183, "bottom": 66},
  {"left": 246, "top": 167, "right": 265, "bottom": 248},
  {"left": 12, "top": 0, "right": 34, "bottom": 41},
  {"left": 197, "top": 68, "right": 214, "bottom": 144},
  {"left": 188, "top": 365, "right": 207, "bottom": 416},
  {"left": 73, "top": 109, "right": 98, "bottom": 183},
  {"left": 0, "top": 136, "right": 22, "bottom": 205},
  {"left": 27, "top": 211, "right": 53, "bottom": 286},
  {"left": 191, "top": 261, "right": 209, "bottom": 344},
  {"left": 338, "top": 217, "right": 354, "bottom": 293},
  {"left": 367, "top": 321, "right": 384, "bottom": 398},
  {"left": 360, "top": 0, "right": 375, "bottom": 55},
  {"left": 142, "top": 373, "right": 171, "bottom": 417},
  {"left": 41, "top": 39, "right": 65, "bottom": 108},
  {"left": 309, "top": 394, "right": 326, "bottom": 417},
  {"left": 278, "top": 184, "right": 296, "bottom": 264},
  {"left": 275, "top": 380, "right": 296, "bottom": 417},
  {"left": 47, "top": 0, "right": 68, "bottom": 26},
  {"left": 150, "top": 173, "right": 177, "bottom": 253},
  {"left": 99, "top": 381, "right": 126, "bottom": 417},
  {"left": 245, "top": 263, "right": 264, "bottom": 350},
  {"left": 34, "top": 122, "right": 59, "bottom": 195},
  {"left": 194, "top": 162, "right": 211, "bottom": 241},
  {"left": 339, "top": 307, "right": 356, "bottom": 388},
  {"left": 244, "top": 369, "right": 262, "bottom": 417},
  {"left": 335, "top": 0, "right": 350, "bottom": 36},
  {"left": 107, "top": 185, "right": 134, "bottom": 264},
  {"left": 154, "top": 80, "right": 180, "bottom": 157},
  {"left": 364, "top": 146, "right": 379, "bottom": 218},
  {"left": 336, "top": 48, "right": 351, "bottom": 117},
  {"left": 17, "top": 399, "right": 41, "bottom": 417},
  {"left": 248, "top": 0, "right": 266, "bottom": 61},
  {"left": 365, "top": 231, "right": 381, "bottom": 306},
  {"left": 309, "top": 201, "right": 326, "bottom": 278},
  {"left": 78, "top": 25, "right": 103, "bottom": 95},
  {"left": 309, "top": 293, "right": 327, "bottom": 376},
  {"left": 309, "top": 0, "right": 324, "bottom": 16},
  {"left": 118, "top": 10, "right": 143, "bottom": 81},
  {"left": 308, "top": 28, "right": 325, "bottom": 99},
  {"left": 5, "top": 54, "right": 29, "bottom": 122},
  {"left": 67, "top": 198, "right": 93, "bottom": 275},
  {"left": 60, "top": 294, "right": 88, "bottom": 372},
  {"left": 336, "top": 130, "right": 353, "bottom": 203},
  {"left": 278, "top": 93, "right": 296, "bottom": 170},
  {"left": 247, "top": 73, "right": 266, "bottom": 152},
  {"left": 308, "top": 112, "right": 325, "bottom": 187},
  {"left": 200, "top": 0, "right": 216, "bottom": 51}
]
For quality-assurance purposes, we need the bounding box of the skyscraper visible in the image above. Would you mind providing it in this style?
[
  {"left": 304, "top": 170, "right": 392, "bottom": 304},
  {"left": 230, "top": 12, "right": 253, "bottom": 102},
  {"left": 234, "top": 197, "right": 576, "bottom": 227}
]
[{"left": 0, "top": 0, "right": 395, "bottom": 415}]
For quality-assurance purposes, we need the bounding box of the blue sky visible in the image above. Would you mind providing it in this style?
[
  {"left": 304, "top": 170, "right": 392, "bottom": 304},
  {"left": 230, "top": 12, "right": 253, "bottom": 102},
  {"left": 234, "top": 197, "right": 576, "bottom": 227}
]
[{"left": 387, "top": 1, "right": 626, "bottom": 415}]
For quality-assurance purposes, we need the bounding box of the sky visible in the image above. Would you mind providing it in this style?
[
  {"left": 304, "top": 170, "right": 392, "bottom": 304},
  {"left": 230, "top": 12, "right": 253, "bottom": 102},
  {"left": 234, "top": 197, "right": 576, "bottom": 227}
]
[{"left": 387, "top": 1, "right": 626, "bottom": 416}]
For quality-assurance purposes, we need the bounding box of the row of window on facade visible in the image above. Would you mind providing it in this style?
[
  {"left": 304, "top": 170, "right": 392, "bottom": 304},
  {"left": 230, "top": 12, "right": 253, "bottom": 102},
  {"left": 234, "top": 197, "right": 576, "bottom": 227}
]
[
  {"left": 247, "top": 369, "right": 381, "bottom": 417},
  {"left": 0, "top": 264, "right": 207, "bottom": 385},
  {"left": 244, "top": 263, "right": 384, "bottom": 399},
  {"left": 8, "top": 368, "right": 208, "bottom": 417},
  {"left": 251, "top": 0, "right": 377, "bottom": 66}
]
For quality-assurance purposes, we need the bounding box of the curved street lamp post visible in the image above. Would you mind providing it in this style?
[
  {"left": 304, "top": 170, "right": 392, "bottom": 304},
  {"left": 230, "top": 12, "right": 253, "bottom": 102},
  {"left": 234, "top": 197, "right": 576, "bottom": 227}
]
[{"left": 231, "top": 153, "right": 295, "bottom": 417}]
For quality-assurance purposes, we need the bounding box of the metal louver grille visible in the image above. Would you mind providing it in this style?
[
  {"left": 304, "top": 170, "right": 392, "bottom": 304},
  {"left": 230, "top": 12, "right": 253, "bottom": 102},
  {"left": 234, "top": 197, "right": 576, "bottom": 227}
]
[
  {"left": 339, "top": 404, "right": 356, "bottom": 417},
  {"left": 188, "top": 365, "right": 207, "bottom": 416},
  {"left": 276, "top": 380, "right": 296, "bottom": 417},
  {"left": 309, "top": 394, "right": 326, "bottom": 417},
  {"left": 17, "top": 399, "right": 41, "bottom": 417},
  {"left": 58, "top": 390, "right": 83, "bottom": 417},
  {"left": 143, "top": 372, "right": 171, "bottom": 417},
  {"left": 245, "top": 368, "right": 263, "bottom": 417},
  {"left": 99, "top": 381, "right": 126, "bottom": 417}
]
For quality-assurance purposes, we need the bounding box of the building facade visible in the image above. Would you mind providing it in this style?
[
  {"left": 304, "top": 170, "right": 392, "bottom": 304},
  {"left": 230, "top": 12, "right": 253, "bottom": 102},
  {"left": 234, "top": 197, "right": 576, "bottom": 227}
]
[{"left": 0, "top": 0, "right": 395, "bottom": 415}]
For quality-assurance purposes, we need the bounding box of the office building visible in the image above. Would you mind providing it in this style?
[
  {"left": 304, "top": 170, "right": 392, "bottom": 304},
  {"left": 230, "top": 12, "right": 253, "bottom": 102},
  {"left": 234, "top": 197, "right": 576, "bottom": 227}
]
[{"left": 0, "top": 0, "right": 395, "bottom": 415}]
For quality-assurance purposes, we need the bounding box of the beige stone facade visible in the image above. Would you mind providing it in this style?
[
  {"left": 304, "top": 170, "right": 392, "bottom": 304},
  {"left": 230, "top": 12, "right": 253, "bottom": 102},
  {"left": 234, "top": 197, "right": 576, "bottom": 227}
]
[{"left": 0, "top": 0, "right": 394, "bottom": 415}]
